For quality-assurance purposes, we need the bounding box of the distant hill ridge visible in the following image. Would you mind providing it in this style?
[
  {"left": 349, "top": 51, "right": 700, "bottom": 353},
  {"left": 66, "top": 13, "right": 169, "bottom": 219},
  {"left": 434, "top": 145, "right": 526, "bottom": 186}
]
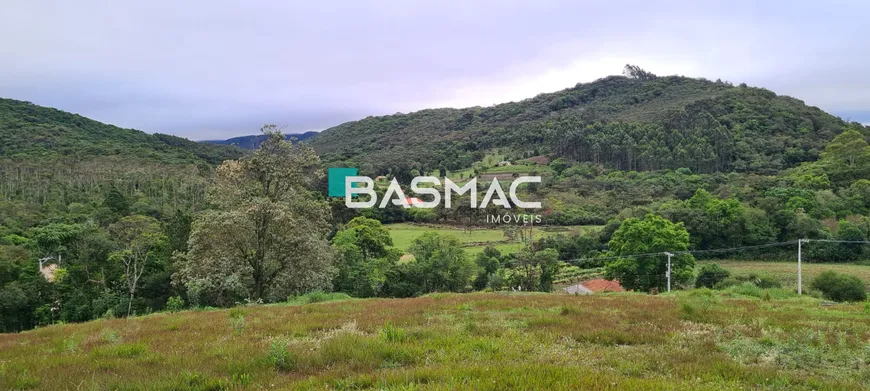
[
  {"left": 0, "top": 98, "right": 243, "bottom": 165},
  {"left": 203, "top": 131, "right": 318, "bottom": 149},
  {"left": 307, "top": 68, "right": 849, "bottom": 175}
]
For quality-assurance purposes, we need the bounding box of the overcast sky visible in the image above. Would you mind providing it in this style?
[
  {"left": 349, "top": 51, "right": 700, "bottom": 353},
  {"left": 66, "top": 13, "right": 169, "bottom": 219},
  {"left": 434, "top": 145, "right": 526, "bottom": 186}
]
[{"left": 2, "top": 1, "right": 868, "bottom": 140}]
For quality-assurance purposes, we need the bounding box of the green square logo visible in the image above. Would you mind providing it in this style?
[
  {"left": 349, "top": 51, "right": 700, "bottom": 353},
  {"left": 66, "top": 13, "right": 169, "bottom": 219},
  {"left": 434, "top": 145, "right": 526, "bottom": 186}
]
[{"left": 328, "top": 167, "right": 359, "bottom": 197}]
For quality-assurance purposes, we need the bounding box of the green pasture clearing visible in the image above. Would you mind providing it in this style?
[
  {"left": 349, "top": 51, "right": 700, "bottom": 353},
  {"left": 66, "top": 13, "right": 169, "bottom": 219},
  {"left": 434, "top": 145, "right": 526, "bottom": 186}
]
[
  {"left": 700, "top": 260, "right": 870, "bottom": 288},
  {"left": 386, "top": 223, "right": 601, "bottom": 254},
  {"left": 464, "top": 242, "right": 524, "bottom": 256}
]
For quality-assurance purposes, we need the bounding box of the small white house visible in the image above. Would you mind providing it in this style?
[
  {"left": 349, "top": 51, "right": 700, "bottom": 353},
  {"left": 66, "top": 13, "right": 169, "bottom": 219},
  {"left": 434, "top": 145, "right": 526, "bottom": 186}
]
[{"left": 39, "top": 256, "right": 59, "bottom": 282}]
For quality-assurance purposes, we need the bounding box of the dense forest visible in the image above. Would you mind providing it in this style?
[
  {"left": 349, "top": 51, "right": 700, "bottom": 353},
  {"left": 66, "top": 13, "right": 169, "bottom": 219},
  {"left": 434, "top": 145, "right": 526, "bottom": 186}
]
[{"left": 2, "top": 66, "right": 870, "bottom": 333}]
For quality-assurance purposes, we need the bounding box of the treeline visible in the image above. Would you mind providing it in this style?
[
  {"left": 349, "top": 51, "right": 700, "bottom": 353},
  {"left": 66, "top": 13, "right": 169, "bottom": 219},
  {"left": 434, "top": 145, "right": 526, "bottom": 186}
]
[
  {"left": 332, "top": 217, "right": 559, "bottom": 298},
  {"left": 0, "top": 158, "right": 210, "bottom": 213}
]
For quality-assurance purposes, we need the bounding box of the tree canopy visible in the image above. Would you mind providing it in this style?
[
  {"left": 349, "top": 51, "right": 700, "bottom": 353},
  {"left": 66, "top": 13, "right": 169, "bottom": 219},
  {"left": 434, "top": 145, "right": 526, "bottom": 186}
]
[{"left": 604, "top": 214, "right": 695, "bottom": 292}]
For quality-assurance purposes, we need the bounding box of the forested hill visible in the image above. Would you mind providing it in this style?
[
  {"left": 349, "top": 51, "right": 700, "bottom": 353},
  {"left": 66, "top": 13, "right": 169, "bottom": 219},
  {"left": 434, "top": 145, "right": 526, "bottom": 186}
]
[
  {"left": 0, "top": 98, "right": 244, "bottom": 165},
  {"left": 203, "top": 131, "right": 318, "bottom": 149},
  {"left": 309, "top": 68, "right": 848, "bottom": 175}
]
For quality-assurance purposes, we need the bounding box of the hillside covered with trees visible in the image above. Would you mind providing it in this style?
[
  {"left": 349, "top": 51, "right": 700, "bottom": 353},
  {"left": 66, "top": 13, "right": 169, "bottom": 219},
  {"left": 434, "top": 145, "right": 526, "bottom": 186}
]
[
  {"left": 0, "top": 98, "right": 243, "bottom": 165},
  {"left": 311, "top": 66, "right": 847, "bottom": 175}
]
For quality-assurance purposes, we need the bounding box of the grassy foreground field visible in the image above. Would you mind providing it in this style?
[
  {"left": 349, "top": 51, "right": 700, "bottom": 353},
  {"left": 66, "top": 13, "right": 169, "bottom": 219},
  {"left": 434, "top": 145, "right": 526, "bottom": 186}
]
[{"left": 2, "top": 292, "right": 869, "bottom": 390}]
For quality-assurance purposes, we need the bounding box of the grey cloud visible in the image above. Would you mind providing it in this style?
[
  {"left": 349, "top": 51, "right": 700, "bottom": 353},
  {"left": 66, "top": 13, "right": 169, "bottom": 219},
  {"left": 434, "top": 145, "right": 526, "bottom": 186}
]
[{"left": 1, "top": 0, "right": 868, "bottom": 139}]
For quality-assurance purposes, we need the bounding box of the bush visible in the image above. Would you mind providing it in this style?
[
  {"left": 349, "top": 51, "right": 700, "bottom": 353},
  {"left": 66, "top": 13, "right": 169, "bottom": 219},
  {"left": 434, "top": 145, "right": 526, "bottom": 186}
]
[
  {"left": 268, "top": 338, "right": 296, "bottom": 371},
  {"left": 165, "top": 296, "right": 185, "bottom": 313},
  {"left": 695, "top": 263, "right": 730, "bottom": 288},
  {"left": 811, "top": 271, "right": 867, "bottom": 302}
]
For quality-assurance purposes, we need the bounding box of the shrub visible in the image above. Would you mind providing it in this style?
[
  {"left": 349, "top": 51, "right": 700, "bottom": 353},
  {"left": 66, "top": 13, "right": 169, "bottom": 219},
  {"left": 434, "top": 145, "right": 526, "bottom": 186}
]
[
  {"left": 811, "top": 271, "right": 867, "bottom": 302},
  {"left": 228, "top": 308, "right": 245, "bottom": 335},
  {"left": 165, "top": 296, "right": 185, "bottom": 313},
  {"left": 268, "top": 339, "right": 296, "bottom": 372},
  {"left": 695, "top": 263, "right": 730, "bottom": 288}
]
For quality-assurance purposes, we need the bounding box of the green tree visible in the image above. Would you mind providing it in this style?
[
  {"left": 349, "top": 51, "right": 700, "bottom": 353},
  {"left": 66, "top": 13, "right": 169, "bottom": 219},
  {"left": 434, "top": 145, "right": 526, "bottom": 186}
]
[
  {"left": 343, "top": 217, "right": 393, "bottom": 260},
  {"left": 835, "top": 220, "right": 867, "bottom": 262},
  {"left": 407, "top": 232, "right": 474, "bottom": 293},
  {"left": 845, "top": 179, "right": 870, "bottom": 213},
  {"left": 165, "top": 211, "right": 193, "bottom": 254},
  {"left": 332, "top": 217, "right": 399, "bottom": 297},
  {"left": 512, "top": 246, "right": 560, "bottom": 291},
  {"left": 604, "top": 214, "right": 695, "bottom": 292},
  {"left": 660, "top": 189, "right": 770, "bottom": 249},
  {"left": 549, "top": 158, "right": 569, "bottom": 176},
  {"left": 472, "top": 246, "right": 502, "bottom": 290},
  {"left": 177, "top": 126, "right": 334, "bottom": 305},
  {"left": 29, "top": 223, "right": 83, "bottom": 264},
  {"left": 821, "top": 129, "right": 868, "bottom": 167},
  {"left": 104, "top": 187, "right": 131, "bottom": 217},
  {"left": 109, "top": 215, "right": 166, "bottom": 316}
]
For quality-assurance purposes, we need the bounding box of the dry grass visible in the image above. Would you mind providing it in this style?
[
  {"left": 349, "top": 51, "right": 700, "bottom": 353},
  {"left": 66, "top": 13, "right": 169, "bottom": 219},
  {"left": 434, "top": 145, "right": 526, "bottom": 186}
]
[{"left": 1, "top": 292, "right": 869, "bottom": 390}]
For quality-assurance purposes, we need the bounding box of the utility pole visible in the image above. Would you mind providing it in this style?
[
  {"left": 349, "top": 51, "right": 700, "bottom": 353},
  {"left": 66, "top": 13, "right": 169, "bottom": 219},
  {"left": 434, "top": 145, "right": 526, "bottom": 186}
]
[
  {"left": 797, "top": 239, "right": 804, "bottom": 295},
  {"left": 664, "top": 252, "right": 673, "bottom": 293}
]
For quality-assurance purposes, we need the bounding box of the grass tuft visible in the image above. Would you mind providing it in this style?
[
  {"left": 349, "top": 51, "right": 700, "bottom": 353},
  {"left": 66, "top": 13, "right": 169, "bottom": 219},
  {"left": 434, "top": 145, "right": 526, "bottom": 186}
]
[{"left": 379, "top": 321, "right": 407, "bottom": 343}]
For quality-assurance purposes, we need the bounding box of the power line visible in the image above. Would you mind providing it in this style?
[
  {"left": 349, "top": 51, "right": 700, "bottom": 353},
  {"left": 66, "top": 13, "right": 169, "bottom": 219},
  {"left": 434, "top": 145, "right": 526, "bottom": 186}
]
[
  {"left": 566, "top": 240, "right": 799, "bottom": 265},
  {"left": 804, "top": 239, "right": 870, "bottom": 244},
  {"left": 674, "top": 240, "right": 798, "bottom": 255}
]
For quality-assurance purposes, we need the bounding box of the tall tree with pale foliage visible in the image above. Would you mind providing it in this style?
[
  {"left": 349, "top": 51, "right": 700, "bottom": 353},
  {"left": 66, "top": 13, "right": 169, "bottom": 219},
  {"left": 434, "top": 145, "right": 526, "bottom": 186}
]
[
  {"left": 176, "top": 126, "right": 334, "bottom": 306},
  {"left": 109, "top": 215, "right": 166, "bottom": 316}
]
